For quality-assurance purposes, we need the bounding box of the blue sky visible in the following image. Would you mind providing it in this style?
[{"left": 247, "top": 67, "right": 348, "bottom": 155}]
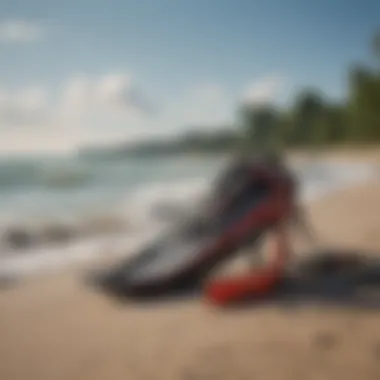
[{"left": 0, "top": 0, "right": 378, "bottom": 152}]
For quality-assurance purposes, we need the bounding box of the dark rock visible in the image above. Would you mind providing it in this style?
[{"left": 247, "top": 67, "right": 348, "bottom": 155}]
[{"left": 3, "top": 228, "right": 35, "bottom": 250}]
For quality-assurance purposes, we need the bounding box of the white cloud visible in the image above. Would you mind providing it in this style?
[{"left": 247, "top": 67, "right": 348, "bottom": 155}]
[
  {"left": 17, "top": 87, "right": 46, "bottom": 111},
  {"left": 0, "top": 86, "right": 49, "bottom": 127},
  {"left": 0, "top": 74, "right": 285, "bottom": 153},
  {"left": 0, "top": 20, "right": 44, "bottom": 43},
  {"left": 95, "top": 74, "right": 132, "bottom": 106},
  {"left": 165, "top": 84, "right": 232, "bottom": 130},
  {"left": 62, "top": 81, "right": 233, "bottom": 145},
  {"left": 0, "top": 73, "right": 157, "bottom": 152},
  {"left": 60, "top": 73, "right": 154, "bottom": 117},
  {"left": 242, "top": 75, "right": 285, "bottom": 106},
  {"left": 187, "top": 84, "right": 225, "bottom": 105},
  {"left": 0, "top": 73, "right": 154, "bottom": 129},
  {"left": 60, "top": 76, "right": 94, "bottom": 115}
]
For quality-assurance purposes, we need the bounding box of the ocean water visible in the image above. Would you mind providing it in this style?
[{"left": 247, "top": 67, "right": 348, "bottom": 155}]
[{"left": 0, "top": 152, "right": 376, "bottom": 280}]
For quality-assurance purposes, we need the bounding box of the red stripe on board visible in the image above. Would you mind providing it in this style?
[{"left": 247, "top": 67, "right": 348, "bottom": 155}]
[{"left": 204, "top": 223, "right": 290, "bottom": 305}]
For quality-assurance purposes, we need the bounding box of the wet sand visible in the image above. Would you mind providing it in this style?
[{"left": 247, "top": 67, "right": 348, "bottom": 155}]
[{"left": 0, "top": 181, "right": 380, "bottom": 380}]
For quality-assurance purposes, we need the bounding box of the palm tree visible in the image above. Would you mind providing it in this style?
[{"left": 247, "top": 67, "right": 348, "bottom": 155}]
[{"left": 372, "top": 31, "right": 380, "bottom": 64}]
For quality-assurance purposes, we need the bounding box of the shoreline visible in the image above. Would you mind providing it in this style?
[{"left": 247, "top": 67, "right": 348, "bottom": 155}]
[{"left": 110, "top": 146, "right": 380, "bottom": 161}]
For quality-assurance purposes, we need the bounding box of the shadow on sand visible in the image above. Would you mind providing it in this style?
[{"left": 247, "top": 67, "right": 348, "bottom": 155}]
[{"left": 86, "top": 250, "right": 380, "bottom": 312}]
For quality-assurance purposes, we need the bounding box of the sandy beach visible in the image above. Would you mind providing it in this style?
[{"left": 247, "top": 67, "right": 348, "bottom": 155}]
[{"left": 0, "top": 178, "right": 380, "bottom": 380}]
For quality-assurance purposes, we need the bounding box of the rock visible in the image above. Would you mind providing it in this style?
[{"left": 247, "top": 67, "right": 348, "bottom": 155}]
[{"left": 3, "top": 228, "right": 35, "bottom": 250}]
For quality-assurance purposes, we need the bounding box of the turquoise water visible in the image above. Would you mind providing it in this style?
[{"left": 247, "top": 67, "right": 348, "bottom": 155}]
[
  {"left": 0, "top": 152, "right": 376, "bottom": 279},
  {"left": 0, "top": 152, "right": 376, "bottom": 226},
  {"left": 0, "top": 153, "right": 228, "bottom": 222}
]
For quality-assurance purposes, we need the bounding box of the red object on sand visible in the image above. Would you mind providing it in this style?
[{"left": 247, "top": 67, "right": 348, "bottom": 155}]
[{"left": 204, "top": 226, "right": 289, "bottom": 306}]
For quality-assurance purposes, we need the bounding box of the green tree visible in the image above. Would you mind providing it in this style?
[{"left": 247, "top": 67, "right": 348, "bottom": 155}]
[
  {"left": 238, "top": 104, "right": 280, "bottom": 151},
  {"left": 323, "top": 105, "right": 347, "bottom": 144},
  {"left": 291, "top": 89, "right": 326, "bottom": 147},
  {"left": 347, "top": 65, "right": 380, "bottom": 142}
]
